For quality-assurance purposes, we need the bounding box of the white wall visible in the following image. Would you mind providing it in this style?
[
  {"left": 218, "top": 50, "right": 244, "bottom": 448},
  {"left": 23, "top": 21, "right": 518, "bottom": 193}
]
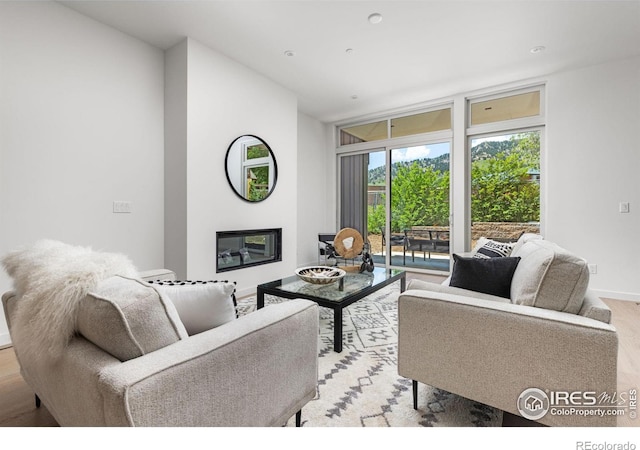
[
  {"left": 546, "top": 56, "right": 640, "bottom": 300},
  {"left": 0, "top": 2, "right": 165, "bottom": 346},
  {"left": 297, "top": 112, "right": 334, "bottom": 266},
  {"left": 164, "top": 39, "right": 188, "bottom": 280},
  {"left": 165, "top": 38, "right": 298, "bottom": 297}
]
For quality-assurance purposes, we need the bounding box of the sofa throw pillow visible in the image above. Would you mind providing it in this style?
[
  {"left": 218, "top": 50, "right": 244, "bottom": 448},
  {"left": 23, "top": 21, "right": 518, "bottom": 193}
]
[
  {"left": 510, "top": 240, "right": 589, "bottom": 314},
  {"left": 148, "top": 280, "right": 237, "bottom": 336},
  {"left": 472, "top": 237, "right": 515, "bottom": 259},
  {"left": 77, "top": 276, "right": 188, "bottom": 362},
  {"left": 450, "top": 254, "right": 521, "bottom": 299}
]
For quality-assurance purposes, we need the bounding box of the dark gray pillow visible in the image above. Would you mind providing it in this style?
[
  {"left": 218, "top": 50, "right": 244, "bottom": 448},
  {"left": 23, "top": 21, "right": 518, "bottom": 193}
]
[{"left": 450, "top": 254, "right": 521, "bottom": 299}]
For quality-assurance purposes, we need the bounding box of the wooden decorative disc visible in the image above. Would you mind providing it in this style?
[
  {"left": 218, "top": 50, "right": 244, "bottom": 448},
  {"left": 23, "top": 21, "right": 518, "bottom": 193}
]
[{"left": 333, "top": 227, "right": 364, "bottom": 259}]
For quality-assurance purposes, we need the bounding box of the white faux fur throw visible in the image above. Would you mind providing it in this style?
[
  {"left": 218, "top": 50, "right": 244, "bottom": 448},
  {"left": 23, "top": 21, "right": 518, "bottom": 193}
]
[{"left": 2, "top": 239, "right": 138, "bottom": 360}]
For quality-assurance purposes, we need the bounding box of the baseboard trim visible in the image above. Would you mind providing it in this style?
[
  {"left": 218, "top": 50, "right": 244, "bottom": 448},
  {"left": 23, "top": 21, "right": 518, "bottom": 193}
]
[
  {"left": 236, "top": 286, "right": 256, "bottom": 300},
  {"left": 591, "top": 289, "right": 640, "bottom": 303}
]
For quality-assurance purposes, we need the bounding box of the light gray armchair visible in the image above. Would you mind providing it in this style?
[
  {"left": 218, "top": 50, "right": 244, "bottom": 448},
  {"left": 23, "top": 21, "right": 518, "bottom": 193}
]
[
  {"left": 2, "top": 267, "right": 319, "bottom": 427},
  {"left": 398, "top": 239, "right": 619, "bottom": 427}
]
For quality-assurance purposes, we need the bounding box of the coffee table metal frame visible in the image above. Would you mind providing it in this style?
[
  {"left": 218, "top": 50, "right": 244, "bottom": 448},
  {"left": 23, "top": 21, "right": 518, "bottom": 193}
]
[{"left": 257, "top": 267, "right": 406, "bottom": 352}]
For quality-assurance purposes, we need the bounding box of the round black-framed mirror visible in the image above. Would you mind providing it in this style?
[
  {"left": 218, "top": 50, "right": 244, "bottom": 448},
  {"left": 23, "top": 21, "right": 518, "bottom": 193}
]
[{"left": 224, "top": 135, "right": 278, "bottom": 202}]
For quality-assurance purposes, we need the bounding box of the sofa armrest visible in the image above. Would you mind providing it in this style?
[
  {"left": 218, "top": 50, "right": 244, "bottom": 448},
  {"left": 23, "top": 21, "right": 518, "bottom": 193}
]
[
  {"left": 578, "top": 290, "right": 612, "bottom": 324},
  {"left": 398, "top": 289, "right": 618, "bottom": 427},
  {"left": 138, "top": 269, "right": 176, "bottom": 282},
  {"left": 2, "top": 291, "right": 16, "bottom": 333},
  {"left": 97, "top": 299, "right": 319, "bottom": 426}
]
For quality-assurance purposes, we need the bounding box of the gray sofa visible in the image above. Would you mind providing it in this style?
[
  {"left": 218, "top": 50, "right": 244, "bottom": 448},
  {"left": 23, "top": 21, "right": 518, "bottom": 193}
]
[
  {"left": 398, "top": 237, "right": 619, "bottom": 427},
  {"left": 2, "top": 268, "right": 319, "bottom": 427}
]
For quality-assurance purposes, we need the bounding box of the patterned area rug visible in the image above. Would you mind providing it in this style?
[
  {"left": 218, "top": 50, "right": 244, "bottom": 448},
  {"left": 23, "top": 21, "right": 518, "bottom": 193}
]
[{"left": 237, "top": 281, "right": 502, "bottom": 427}]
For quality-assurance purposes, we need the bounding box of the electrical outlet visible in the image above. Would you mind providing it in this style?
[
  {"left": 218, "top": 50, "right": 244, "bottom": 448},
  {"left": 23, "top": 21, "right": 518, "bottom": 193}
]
[
  {"left": 113, "top": 201, "right": 133, "bottom": 213},
  {"left": 588, "top": 264, "right": 597, "bottom": 274},
  {"left": 619, "top": 202, "right": 630, "bottom": 213}
]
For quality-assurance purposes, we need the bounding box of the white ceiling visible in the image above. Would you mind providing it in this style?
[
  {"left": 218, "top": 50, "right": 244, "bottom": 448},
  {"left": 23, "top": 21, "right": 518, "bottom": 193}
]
[{"left": 59, "top": 0, "right": 640, "bottom": 123}]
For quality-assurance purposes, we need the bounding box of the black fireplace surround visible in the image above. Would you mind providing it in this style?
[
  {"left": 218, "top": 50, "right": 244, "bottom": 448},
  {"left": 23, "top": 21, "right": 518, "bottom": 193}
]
[{"left": 216, "top": 228, "right": 282, "bottom": 273}]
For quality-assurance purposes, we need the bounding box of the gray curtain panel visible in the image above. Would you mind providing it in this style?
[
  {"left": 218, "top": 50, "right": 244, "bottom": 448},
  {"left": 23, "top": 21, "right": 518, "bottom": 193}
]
[{"left": 340, "top": 153, "right": 368, "bottom": 238}]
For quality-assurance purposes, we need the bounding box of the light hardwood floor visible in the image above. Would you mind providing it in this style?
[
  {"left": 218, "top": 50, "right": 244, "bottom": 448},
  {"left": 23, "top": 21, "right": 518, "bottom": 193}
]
[
  {"left": 605, "top": 298, "right": 640, "bottom": 427},
  {"left": 0, "top": 295, "right": 638, "bottom": 427}
]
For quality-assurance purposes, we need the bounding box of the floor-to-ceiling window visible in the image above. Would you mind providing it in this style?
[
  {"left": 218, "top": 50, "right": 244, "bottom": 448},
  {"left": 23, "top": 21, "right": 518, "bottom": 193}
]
[
  {"left": 467, "top": 88, "right": 544, "bottom": 246},
  {"left": 338, "top": 106, "right": 453, "bottom": 272}
]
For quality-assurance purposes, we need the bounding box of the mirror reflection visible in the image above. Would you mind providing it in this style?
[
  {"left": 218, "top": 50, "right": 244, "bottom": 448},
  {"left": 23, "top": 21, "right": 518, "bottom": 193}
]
[{"left": 225, "top": 135, "right": 278, "bottom": 202}]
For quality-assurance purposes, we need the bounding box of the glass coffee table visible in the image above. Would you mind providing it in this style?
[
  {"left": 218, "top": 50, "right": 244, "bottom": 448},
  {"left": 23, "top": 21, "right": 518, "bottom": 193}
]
[{"left": 257, "top": 267, "right": 406, "bottom": 352}]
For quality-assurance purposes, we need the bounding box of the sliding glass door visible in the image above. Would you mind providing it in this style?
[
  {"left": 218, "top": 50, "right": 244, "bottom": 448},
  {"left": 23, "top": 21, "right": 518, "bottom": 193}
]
[
  {"left": 388, "top": 142, "right": 450, "bottom": 270},
  {"left": 340, "top": 141, "right": 451, "bottom": 272}
]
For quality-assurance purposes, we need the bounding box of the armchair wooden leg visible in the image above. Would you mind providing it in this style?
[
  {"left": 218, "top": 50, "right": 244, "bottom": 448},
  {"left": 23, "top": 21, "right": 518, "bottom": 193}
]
[
  {"left": 35, "top": 394, "right": 41, "bottom": 408},
  {"left": 295, "top": 410, "right": 302, "bottom": 427},
  {"left": 412, "top": 380, "right": 418, "bottom": 410}
]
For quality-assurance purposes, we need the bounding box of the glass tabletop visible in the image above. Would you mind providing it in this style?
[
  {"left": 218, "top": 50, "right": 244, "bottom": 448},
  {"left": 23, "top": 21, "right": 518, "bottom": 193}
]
[{"left": 262, "top": 267, "right": 404, "bottom": 303}]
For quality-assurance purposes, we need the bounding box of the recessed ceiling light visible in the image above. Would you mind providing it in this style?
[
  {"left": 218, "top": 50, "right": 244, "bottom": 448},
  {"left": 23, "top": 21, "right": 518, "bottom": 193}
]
[
  {"left": 284, "top": 50, "right": 296, "bottom": 57},
  {"left": 345, "top": 48, "right": 354, "bottom": 54},
  {"left": 368, "top": 13, "right": 383, "bottom": 24},
  {"left": 530, "top": 46, "right": 546, "bottom": 54},
  {"left": 351, "top": 95, "right": 359, "bottom": 100}
]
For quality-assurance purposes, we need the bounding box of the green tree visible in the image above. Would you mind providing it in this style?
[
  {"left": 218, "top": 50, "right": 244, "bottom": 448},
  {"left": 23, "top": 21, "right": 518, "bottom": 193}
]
[
  {"left": 248, "top": 166, "right": 269, "bottom": 201},
  {"left": 368, "top": 200, "right": 386, "bottom": 234},
  {"left": 511, "top": 132, "right": 540, "bottom": 169},
  {"left": 471, "top": 151, "right": 539, "bottom": 222},
  {"left": 388, "top": 163, "right": 449, "bottom": 232},
  {"left": 367, "top": 131, "right": 539, "bottom": 235}
]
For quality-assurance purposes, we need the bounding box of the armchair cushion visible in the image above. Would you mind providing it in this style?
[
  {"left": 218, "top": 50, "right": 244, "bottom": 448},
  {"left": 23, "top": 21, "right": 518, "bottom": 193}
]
[
  {"left": 407, "top": 278, "right": 510, "bottom": 304},
  {"left": 510, "top": 240, "right": 589, "bottom": 314},
  {"left": 450, "top": 254, "right": 521, "bottom": 299},
  {"left": 77, "top": 276, "right": 188, "bottom": 362},
  {"left": 149, "top": 280, "right": 238, "bottom": 335}
]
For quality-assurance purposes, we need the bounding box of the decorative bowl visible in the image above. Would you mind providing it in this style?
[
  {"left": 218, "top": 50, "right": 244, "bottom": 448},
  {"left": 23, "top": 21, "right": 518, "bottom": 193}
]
[{"left": 295, "top": 266, "right": 346, "bottom": 285}]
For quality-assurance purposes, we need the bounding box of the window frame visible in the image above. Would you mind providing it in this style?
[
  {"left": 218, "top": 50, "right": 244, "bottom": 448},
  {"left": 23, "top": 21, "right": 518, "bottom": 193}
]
[
  {"left": 467, "top": 85, "right": 545, "bottom": 136},
  {"left": 334, "top": 83, "right": 546, "bottom": 272},
  {"left": 337, "top": 103, "right": 453, "bottom": 150}
]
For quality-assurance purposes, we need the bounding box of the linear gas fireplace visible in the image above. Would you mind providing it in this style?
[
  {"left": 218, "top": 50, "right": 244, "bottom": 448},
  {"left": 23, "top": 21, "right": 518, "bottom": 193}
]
[{"left": 216, "top": 228, "right": 282, "bottom": 273}]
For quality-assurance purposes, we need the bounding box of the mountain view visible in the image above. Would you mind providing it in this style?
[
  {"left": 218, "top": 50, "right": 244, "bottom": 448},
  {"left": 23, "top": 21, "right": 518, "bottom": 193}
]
[
  {"left": 366, "top": 132, "right": 541, "bottom": 228},
  {"left": 368, "top": 138, "right": 527, "bottom": 185}
]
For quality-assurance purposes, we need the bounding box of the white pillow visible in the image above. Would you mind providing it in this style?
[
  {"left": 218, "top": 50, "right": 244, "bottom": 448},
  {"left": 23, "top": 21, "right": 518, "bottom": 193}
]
[
  {"left": 150, "top": 281, "right": 237, "bottom": 335},
  {"left": 511, "top": 233, "right": 544, "bottom": 255}
]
